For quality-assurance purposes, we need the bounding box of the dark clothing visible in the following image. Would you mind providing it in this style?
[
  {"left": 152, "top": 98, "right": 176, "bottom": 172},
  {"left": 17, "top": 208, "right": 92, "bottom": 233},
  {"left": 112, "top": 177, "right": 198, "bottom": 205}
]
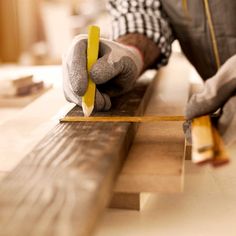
[{"left": 108, "top": 0, "right": 236, "bottom": 79}]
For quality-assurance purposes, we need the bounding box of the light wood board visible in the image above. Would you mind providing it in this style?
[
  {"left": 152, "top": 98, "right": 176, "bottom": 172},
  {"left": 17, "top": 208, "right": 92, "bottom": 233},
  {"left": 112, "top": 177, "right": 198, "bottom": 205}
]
[
  {"left": 114, "top": 54, "right": 190, "bottom": 193},
  {"left": 0, "top": 87, "right": 71, "bottom": 172},
  {"left": 109, "top": 192, "right": 150, "bottom": 211}
]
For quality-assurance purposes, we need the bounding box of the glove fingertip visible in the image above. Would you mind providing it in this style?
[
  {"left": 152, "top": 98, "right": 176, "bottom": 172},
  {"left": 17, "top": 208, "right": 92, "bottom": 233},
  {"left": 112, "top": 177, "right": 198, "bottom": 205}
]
[
  {"left": 69, "top": 70, "right": 88, "bottom": 96},
  {"left": 67, "top": 38, "right": 88, "bottom": 96},
  {"left": 90, "top": 56, "right": 117, "bottom": 85},
  {"left": 95, "top": 90, "right": 111, "bottom": 111},
  {"left": 90, "top": 64, "right": 107, "bottom": 84},
  {"left": 103, "top": 93, "right": 112, "bottom": 111}
]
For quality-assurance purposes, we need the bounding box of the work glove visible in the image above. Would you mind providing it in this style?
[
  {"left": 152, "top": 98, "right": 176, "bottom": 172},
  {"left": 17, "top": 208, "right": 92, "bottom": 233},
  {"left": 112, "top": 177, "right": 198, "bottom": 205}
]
[
  {"left": 62, "top": 35, "right": 143, "bottom": 111},
  {"left": 185, "top": 55, "right": 236, "bottom": 145}
]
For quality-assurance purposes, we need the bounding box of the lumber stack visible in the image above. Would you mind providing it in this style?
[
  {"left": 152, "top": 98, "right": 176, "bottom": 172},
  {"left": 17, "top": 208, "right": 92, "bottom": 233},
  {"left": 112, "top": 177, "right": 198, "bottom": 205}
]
[
  {"left": 0, "top": 74, "right": 50, "bottom": 107},
  {"left": 0, "top": 74, "right": 38, "bottom": 96}
]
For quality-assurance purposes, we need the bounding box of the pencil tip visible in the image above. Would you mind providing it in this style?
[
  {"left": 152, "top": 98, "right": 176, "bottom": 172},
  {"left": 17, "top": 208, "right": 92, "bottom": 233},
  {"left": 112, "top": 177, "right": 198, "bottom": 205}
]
[{"left": 82, "top": 104, "right": 94, "bottom": 117}]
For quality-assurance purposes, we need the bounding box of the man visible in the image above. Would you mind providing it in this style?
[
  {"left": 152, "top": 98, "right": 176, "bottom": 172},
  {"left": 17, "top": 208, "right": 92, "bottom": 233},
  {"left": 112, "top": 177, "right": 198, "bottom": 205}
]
[{"left": 63, "top": 0, "right": 236, "bottom": 145}]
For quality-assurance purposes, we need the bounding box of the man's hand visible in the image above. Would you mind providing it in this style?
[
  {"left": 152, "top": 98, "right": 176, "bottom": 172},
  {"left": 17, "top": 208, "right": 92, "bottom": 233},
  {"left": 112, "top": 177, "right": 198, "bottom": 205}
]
[
  {"left": 185, "top": 55, "right": 236, "bottom": 145},
  {"left": 62, "top": 35, "right": 143, "bottom": 111}
]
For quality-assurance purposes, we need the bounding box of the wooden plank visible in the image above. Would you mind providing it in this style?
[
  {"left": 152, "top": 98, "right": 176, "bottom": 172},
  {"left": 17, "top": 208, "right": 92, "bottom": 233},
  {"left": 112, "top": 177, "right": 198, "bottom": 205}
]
[
  {"left": 184, "top": 82, "right": 204, "bottom": 161},
  {"left": 0, "top": 0, "right": 20, "bottom": 62},
  {"left": 190, "top": 84, "right": 229, "bottom": 166},
  {"left": 0, "top": 0, "right": 41, "bottom": 62},
  {"left": 184, "top": 140, "right": 192, "bottom": 160},
  {"left": 0, "top": 85, "right": 52, "bottom": 108},
  {"left": 114, "top": 54, "right": 190, "bottom": 194},
  {"left": 191, "top": 115, "right": 214, "bottom": 163},
  {"left": 0, "top": 76, "right": 154, "bottom": 236},
  {"left": 212, "top": 127, "right": 230, "bottom": 166},
  {"left": 0, "top": 87, "right": 71, "bottom": 172},
  {"left": 109, "top": 192, "right": 150, "bottom": 211}
]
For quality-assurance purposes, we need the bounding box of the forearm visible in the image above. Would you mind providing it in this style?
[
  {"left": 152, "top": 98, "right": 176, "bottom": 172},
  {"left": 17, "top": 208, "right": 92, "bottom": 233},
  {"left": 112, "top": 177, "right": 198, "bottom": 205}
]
[
  {"left": 108, "top": 0, "right": 174, "bottom": 72},
  {"left": 117, "top": 33, "right": 161, "bottom": 72}
]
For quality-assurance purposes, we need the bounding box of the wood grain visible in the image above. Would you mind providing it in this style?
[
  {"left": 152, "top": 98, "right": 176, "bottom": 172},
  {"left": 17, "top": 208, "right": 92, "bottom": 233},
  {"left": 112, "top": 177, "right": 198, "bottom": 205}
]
[
  {"left": 0, "top": 87, "right": 70, "bottom": 172},
  {"left": 212, "top": 127, "right": 230, "bottom": 166},
  {"left": 0, "top": 77, "right": 154, "bottom": 236},
  {"left": 114, "top": 54, "right": 190, "bottom": 194},
  {"left": 189, "top": 83, "right": 229, "bottom": 166},
  {"left": 0, "top": 0, "right": 20, "bottom": 61}
]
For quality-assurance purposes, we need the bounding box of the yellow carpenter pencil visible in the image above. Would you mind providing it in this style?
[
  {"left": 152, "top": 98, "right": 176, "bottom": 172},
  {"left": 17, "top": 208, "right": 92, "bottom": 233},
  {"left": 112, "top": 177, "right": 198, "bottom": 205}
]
[{"left": 82, "top": 26, "right": 100, "bottom": 117}]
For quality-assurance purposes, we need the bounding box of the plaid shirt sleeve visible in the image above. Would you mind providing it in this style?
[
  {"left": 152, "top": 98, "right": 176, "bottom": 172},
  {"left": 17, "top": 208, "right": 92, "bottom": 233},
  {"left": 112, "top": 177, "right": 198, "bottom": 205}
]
[{"left": 107, "top": 0, "right": 174, "bottom": 67}]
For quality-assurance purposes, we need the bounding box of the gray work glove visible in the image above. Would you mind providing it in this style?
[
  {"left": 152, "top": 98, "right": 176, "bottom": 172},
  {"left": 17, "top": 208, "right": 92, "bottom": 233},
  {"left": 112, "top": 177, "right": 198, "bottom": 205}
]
[
  {"left": 62, "top": 35, "right": 143, "bottom": 111},
  {"left": 185, "top": 55, "right": 236, "bottom": 145}
]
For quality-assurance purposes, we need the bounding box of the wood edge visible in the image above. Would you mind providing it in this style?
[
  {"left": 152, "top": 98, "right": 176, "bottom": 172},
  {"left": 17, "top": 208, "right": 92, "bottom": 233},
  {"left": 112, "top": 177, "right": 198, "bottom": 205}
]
[
  {"left": 109, "top": 192, "right": 150, "bottom": 211},
  {"left": 212, "top": 127, "right": 230, "bottom": 167},
  {"left": 184, "top": 139, "right": 192, "bottom": 160}
]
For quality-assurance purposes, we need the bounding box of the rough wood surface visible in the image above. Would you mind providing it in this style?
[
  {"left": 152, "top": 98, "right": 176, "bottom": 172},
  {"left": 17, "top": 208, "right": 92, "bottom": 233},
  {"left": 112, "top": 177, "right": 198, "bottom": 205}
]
[
  {"left": 184, "top": 141, "right": 192, "bottom": 160},
  {"left": 0, "top": 77, "right": 154, "bottom": 236},
  {"left": 114, "top": 54, "right": 190, "bottom": 193},
  {"left": 0, "top": 87, "right": 71, "bottom": 172}
]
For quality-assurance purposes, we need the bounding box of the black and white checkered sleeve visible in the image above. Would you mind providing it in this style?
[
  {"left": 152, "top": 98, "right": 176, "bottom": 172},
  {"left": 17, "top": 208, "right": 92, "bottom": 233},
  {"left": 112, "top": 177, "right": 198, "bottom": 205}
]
[{"left": 107, "top": 0, "right": 174, "bottom": 67}]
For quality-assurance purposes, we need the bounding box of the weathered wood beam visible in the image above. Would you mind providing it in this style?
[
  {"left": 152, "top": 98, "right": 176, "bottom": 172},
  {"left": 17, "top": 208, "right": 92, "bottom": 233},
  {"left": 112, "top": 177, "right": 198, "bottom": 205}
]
[{"left": 0, "top": 76, "right": 154, "bottom": 236}]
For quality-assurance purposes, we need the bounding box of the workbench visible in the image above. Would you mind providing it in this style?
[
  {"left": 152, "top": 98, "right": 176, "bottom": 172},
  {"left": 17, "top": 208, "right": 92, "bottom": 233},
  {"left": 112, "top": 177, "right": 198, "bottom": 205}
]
[{"left": 0, "top": 54, "right": 236, "bottom": 236}]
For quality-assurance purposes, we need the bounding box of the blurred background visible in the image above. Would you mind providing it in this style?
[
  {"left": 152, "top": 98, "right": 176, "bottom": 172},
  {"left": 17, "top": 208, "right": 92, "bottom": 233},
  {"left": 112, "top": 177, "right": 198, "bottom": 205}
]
[
  {"left": 0, "top": 0, "right": 111, "bottom": 121},
  {"left": 0, "top": 0, "right": 183, "bottom": 120},
  {"left": 0, "top": 0, "right": 110, "bottom": 65}
]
